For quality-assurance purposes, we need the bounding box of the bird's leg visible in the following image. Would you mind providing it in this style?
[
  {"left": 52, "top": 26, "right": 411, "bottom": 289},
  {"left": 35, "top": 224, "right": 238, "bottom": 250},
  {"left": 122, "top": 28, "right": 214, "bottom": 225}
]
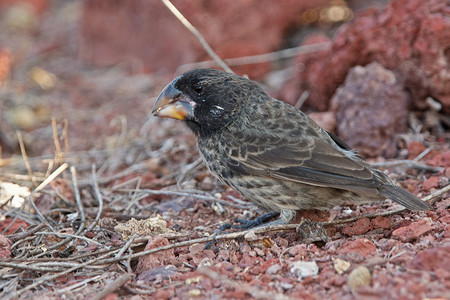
[
  {"left": 234, "top": 211, "right": 281, "bottom": 229},
  {"left": 205, "top": 210, "right": 294, "bottom": 249},
  {"left": 205, "top": 211, "right": 281, "bottom": 249}
]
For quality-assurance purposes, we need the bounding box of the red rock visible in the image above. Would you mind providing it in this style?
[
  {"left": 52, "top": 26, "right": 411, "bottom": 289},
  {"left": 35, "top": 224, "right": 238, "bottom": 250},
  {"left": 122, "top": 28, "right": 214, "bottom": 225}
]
[
  {"left": 225, "top": 290, "right": 248, "bottom": 299},
  {"left": 436, "top": 198, "right": 450, "bottom": 209},
  {"left": 283, "top": 0, "right": 450, "bottom": 113},
  {"left": 136, "top": 237, "right": 175, "bottom": 274},
  {"left": 392, "top": 218, "right": 434, "bottom": 242},
  {"left": 407, "top": 141, "right": 428, "bottom": 160},
  {"left": 249, "top": 265, "right": 263, "bottom": 275},
  {"left": 0, "top": 218, "right": 28, "bottom": 235},
  {"left": 342, "top": 217, "right": 373, "bottom": 236},
  {"left": 191, "top": 249, "right": 216, "bottom": 265},
  {"left": 308, "top": 112, "right": 336, "bottom": 133},
  {"left": 331, "top": 63, "right": 408, "bottom": 158},
  {"left": 425, "top": 150, "right": 450, "bottom": 168},
  {"left": 56, "top": 275, "right": 69, "bottom": 285},
  {"left": 265, "top": 263, "right": 282, "bottom": 275},
  {"left": 239, "top": 243, "right": 251, "bottom": 254},
  {"left": 295, "top": 209, "right": 331, "bottom": 222},
  {"left": 371, "top": 216, "right": 391, "bottom": 229},
  {"left": 152, "top": 288, "right": 173, "bottom": 300},
  {"left": 200, "top": 277, "right": 213, "bottom": 292},
  {"left": 0, "top": 48, "right": 11, "bottom": 85},
  {"left": 426, "top": 210, "right": 439, "bottom": 222},
  {"left": 189, "top": 243, "right": 204, "bottom": 255},
  {"left": 0, "top": 0, "right": 49, "bottom": 14},
  {"left": 421, "top": 176, "right": 440, "bottom": 192},
  {"left": 339, "top": 238, "right": 377, "bottom": 257},
  {"left": 0, "top": 235, "right": 12, "bottom": 259},
  {"left": 230, "top": 250, "right": 239, "bottom": 264},
  {"left": 410, "top": 245, "right": 450, "bottom": 283},
  {"left": 239, "top": 253, "right": 262, "bottom": 268},
  {"left": 81, "top": 0, "right": 328, "bottom": 78},
  {"left": 328, "top": 274, "right": 346, "bottom": 287},
  {"left": 218, "top": 249, "right": 230, "bottom": 261},
  {"left": 104, "top": 294, "right": 119, "bottom": 300},
  {"left": 137, "top": 265, "right": 177, "bottom": 283},
  {"left": 288, "top": 244, "right": 308, "bottom": 257},
  {"left": 440, "top": 214, "right": 450, "bottom": 224},
  {"left": 400, "top": 179, "right": 421, "bottom": 196}
]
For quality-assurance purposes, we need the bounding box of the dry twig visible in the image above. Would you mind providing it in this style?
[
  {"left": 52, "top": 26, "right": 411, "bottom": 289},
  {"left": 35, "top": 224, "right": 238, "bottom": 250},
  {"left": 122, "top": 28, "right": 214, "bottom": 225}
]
[
  {"left": 160, "top": 0, "right": 233, "bottom": 73},
  {"left": 178, "top": 43, "right": 330, "bottom": 73},
  {"left": 71, "top": 166, "right": 86, "bottom": 234},
  {"left": 116, "top": 188, "right": 250, "bottom": 209},
  {"left": 17, "top": 131, "right": 36, "bottom": 187},
  {"left": 9, "top": 249, "right": 121, "bottom": 297},
  {"left": 91, "top": 273, "right": 134, "bottom": 300},
  {"left": 88, "top": 165, "right": 104, "bottom": 231}
]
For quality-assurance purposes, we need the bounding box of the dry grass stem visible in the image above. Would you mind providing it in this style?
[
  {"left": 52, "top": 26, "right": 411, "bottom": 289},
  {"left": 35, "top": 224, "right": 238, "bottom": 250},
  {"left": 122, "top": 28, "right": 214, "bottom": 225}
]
[
  {"left": 178, "top": 43, "right": 331, "bottom": 73},
  {"left": 90, "top": 273, "right": 134, "bottom": 300},
  {"left": 160, "top": 0, "right": 233, "bottom": 73},
  {"left": 17, "top": 131, "right": 36, "bottom": 187},
  {"left": 70, "top": 165, "right": 85, "bottom": 234},
  {"left": 88, "top": 165, "right": 104, "bottom": 231}
]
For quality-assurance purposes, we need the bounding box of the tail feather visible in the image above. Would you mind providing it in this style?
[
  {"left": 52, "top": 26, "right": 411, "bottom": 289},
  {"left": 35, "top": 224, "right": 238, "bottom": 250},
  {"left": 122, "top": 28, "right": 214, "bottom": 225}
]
[{"left": 379, "top": 186, "right": 432, "bottom": 211}]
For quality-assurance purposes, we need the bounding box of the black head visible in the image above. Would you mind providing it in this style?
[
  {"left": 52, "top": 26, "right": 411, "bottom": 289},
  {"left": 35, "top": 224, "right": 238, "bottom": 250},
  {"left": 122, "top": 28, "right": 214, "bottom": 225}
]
[{"left": 152, "top": 69, "right": 263, "bottom": 137}]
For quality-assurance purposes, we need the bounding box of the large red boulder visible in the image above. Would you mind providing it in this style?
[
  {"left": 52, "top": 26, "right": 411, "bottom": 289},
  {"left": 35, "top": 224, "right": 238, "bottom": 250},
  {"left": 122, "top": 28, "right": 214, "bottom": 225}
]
[
  {"left": 331, "top": 62, "right": 409, "bottom": 158},
  {"left": 282, "top": 0, "right": 450, "bottom": 113}
]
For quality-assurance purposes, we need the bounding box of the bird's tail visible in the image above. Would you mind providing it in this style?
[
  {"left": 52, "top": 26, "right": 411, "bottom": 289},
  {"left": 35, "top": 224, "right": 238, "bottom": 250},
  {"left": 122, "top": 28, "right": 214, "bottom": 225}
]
[{"left": 379, "top": 185, "right": 432, "bottom": 211}]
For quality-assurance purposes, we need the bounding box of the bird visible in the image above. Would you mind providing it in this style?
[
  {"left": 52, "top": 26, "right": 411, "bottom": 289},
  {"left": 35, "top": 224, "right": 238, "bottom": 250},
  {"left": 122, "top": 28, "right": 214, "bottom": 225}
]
[{"left": 152, "top": 69, "right": 431, "bottom": 226}]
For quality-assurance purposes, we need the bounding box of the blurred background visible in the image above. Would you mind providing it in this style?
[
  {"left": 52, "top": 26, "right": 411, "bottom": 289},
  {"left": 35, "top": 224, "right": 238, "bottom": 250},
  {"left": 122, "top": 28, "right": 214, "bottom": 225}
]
[{"left": 0, "top": 0, "right": 448, "bottom": 162}]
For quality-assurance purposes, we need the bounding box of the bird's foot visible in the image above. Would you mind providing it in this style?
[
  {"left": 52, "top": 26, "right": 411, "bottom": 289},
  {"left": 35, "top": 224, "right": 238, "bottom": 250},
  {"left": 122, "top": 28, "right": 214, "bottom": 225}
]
[
  {"left": 234, "top": 211, "right": 280, "bottom": 229},
  {"left": 204, "top": 212, "right": 280, "bottom": 249}
]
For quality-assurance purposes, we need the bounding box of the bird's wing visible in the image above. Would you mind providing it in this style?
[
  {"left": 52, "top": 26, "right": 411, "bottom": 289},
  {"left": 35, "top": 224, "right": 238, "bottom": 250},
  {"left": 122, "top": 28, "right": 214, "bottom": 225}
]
[{"left": 226, "top": 127, "right": 383, "bottom": 196}]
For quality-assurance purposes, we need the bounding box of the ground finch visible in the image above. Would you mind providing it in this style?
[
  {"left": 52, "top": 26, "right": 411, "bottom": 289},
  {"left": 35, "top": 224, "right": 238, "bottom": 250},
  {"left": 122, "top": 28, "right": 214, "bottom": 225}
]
[{"left": 152, "top": 69, "right": 431, "bottom": 225}]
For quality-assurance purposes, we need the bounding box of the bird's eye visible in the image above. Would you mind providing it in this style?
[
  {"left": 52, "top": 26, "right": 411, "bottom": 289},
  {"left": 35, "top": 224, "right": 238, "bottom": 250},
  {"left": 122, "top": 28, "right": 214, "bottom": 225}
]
[{"left": 193, "top": 84, "right": 203, "bottom": 95}]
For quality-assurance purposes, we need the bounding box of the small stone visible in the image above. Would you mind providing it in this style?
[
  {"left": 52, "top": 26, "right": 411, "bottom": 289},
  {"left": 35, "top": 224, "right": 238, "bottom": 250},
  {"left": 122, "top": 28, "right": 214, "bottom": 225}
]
[
  {"left": 266, "top": 264, "right": 282, "bottom": 275},
  {"left": 198, "top": 257, "right": 213, "bottom": 267},
  {"left": 348, "top": 265, "right": 371, "bottom": 293},
  {"left": 244, "top": 230, "right": 258, "bottom": 241},
  {"left": 392, "top": 218, "right": 434, "bottom": 242},
  {"left": 407, "top": 141, "right": 427, "bottom": 159},
  {"left": 372, "top": 215, "right": 391, "bottom": 229},
  {"left": 254, "top": 247, "right": 265, "bottom": 257},
  {"left": 339, "top": 238, "right": 377, "bottom": 257},
  {"left": 422, "top": 176, "right": 440, "bottom": 192},
  {"left": 185, "top": 276, "right": 202, "bottom": 285},
  {"left": 333, "top": 258, "right": 351, "bottom": 275},
  {"left": 342, "top": 217, "right": 373, "bottom": 236},
  {"left": 290, "top": 261, "right": 319, "bottom": 281},
  {"left": 0, "top": 235, "right": 12, "bottom": 259},
  {"left": 280, "top": 281, "right": 294, "bottom": 290},
  {"left": 114, "top": 215, "right": 171, "bottom": 240},
  {"left": 188, "top": 289, "right": 202, "bottom": 297},
  {"left": 287, "top": 244, "right": 307, "bottom": 257},
  {"left": 136, "top": 237, "right": 175, "bottom": 274}
]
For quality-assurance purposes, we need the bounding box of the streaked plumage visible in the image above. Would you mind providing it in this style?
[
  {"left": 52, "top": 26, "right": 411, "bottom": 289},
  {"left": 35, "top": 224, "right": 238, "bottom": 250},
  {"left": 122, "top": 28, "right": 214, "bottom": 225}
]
[{"left": 152, "top": 69, "right": 431, "bottom": 224}]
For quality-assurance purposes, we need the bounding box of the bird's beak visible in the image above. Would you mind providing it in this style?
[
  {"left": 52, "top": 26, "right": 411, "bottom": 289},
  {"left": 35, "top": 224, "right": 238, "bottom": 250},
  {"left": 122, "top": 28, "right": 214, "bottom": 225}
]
[{"left": 152, "top": 82, "right": 195, "bottom": 120}]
